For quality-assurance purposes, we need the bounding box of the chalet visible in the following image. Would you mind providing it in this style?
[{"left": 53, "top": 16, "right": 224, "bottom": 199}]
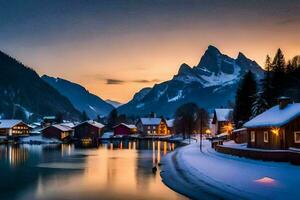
[
  {"left": 74, "top": 120, "right": 104, "bottom": 142},
  {"left": 113, "top": 123, "right": 137, "bottom": 136},
  {"left": 42, "top": 116, "right": 56, "bottom": 127},
  {"left": 42, "top": 124, "right": 73, "bottom": 141},
  {"left": 211, "top": 108, "right": 233, "bottom": 136},
  {"left": 244, "top": 97, "right": 300, "bottom": 150},
  {"left": 166, "top": 119, "right": 175, "bottom": 135},
  {"left": 0, "top": 120, "right": 30, "bottom": 139},
  {"left": 136, "top": 118, "right": 169, "bottom": 135}
]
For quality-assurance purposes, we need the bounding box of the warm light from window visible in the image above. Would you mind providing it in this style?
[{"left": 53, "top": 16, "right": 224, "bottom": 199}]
[
  {"left": 223, "top": 123, "right": 233, "bottom": 133},
  {"left": 271, "top": 128, "right": 280, "bottom": 136},
  {"left": 205, "top": 129, "right": 211, "bottom": 134}
]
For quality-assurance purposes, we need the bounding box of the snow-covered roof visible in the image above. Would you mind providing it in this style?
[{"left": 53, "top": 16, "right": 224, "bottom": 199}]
[
  {"left": 60, "top": 122, "right": 76, "bottom": 128},
  {"left": 232, "top": 128, "right": 247, "bottom": 133},
  {"left": 214, "top": 109, "right": 233, "bottom": 122},
  {"left": 167, "top": 119, "right": 175, "bottom": 127},
  {"left": 244, "top": 103, "right": 300, "bottom": 128},
  {"left": 76, "top": 120, "right": 104, "bottom": 129},
  {"left": 114, "top": 123, "right": 137, "bottom": 129},
  {"left": 52, "top": 124, "right": 73, "bottom": 132},
  {"left": 43, "top": 116, "right": 56, "bottom": 120},
  {"left": 0, "top": 120, "right": 24, "bottom": 129},
  {"left": 140, "top": 118, "right": 162, "bottom": 125}
]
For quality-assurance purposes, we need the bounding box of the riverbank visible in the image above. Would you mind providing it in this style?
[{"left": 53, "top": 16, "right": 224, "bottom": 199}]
[{"left": 160, "top": 140, "right": 300, "bottom": 200}]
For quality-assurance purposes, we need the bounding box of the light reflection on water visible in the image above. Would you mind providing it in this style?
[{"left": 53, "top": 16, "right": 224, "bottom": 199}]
[{"left": 0, "top": 141, "right": 186, "bottom": 200}]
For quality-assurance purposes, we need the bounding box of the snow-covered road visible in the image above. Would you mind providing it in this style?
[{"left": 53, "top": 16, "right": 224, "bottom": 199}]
[{"left": 160, "top": 141, "right": 300, "bottom": 200}]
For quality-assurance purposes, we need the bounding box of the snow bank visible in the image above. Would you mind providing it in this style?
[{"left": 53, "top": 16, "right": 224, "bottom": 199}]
[{"left": 161, "top": 140, "right": 300, "bottom": 200}]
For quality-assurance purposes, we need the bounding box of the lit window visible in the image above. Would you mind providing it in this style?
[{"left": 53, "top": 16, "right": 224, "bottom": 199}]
[
  {"left": 147, "top": 131, "right": 150, "bottom": 134},
  {"left": 294, "top": 132, "right": 300, "bottom": 143},
  {"left": 264, "top": 131, "right": 268, "bottom": 143},
  {"left": 251, "top": 131, "right": 255, "bottom": 142},
  {"left": 153, "top": 131, "right": 156, "bottom": 134},
  {"left": 148, "top": 126, "right": 150, "bottom": 129}
]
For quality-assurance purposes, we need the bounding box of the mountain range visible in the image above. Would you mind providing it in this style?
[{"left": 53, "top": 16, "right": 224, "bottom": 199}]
[
  {"left": 0, "top": 45, "right": 264, "bottom": 121},
  {"left": 42, "top": 75, "right": 114, "bottom": 119},
  {"left": 118, "top": 45, "right": 264, "bottom": 117},
  {"left": 0, "top": 51, "right": 81, "bottom": 121}
]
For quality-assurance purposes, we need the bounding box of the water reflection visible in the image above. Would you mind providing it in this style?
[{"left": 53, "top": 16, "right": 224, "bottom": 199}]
[
  {"left": 0, "top": 145, "right": 28, "bottom": 167},
  {"left": 0, "top": 141, "right": 186, "bottom": 200}
]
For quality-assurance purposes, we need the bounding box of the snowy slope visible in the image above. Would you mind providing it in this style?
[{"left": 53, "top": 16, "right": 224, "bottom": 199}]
[
  {"left": 42, "top": 75, "right": 114, "bottom": 119},
  {"left": 118, "top": 45, "right": 264, "bottom": 117},
  {"left": 105, "top": 99, "right": 123, "bottom": 108}
]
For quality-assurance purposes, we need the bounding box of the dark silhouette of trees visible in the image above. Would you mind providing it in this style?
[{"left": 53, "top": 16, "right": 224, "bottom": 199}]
[
  {"left": 234, "top": 71, "right": 257, "bottom": 127},
  {"left": 80, "top": 111, "right": 89, "bottom": 121},
  {"left": 174, "top": 103, "right": 209, "bottom": 147}
]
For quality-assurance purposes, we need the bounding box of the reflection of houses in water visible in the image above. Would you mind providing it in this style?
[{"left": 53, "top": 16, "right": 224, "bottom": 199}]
[{"left": 0, "top": 145, "right": 29, "bottom": 167}]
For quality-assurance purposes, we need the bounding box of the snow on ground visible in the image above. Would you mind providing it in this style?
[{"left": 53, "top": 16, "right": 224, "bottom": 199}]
[
  {"left": 161, "top": 140, "right": 300, "bottom": 200},
  {"left": 20, "top": 136, "right": 61, "bottom": 144}
]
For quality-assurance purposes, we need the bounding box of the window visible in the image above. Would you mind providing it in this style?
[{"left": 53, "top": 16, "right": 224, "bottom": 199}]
[
  {"left": 153, "top": 130, "right": 156, "bottom": 134},
  {"left": 264, "top": 131, "right": 269, "bottom": 143},
  {"left": 294, "top": 132, "right": 300, "bottom": 143},
  {"left": 147, "top": 131, "right": 151, "bottom": 134},
  {"left": 148, "top": 126, "right": 150, "bottom": 130},
  {"left": 250, "top": 131, "right": 255, "bottom": 142},
  {"left": 153, "top": 126, "right": 156, "bottom": 129}
]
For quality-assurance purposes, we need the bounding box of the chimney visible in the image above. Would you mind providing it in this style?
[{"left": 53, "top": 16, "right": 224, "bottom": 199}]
[{"left": 278, "top": 96, "right": 292, "bottom": 109}]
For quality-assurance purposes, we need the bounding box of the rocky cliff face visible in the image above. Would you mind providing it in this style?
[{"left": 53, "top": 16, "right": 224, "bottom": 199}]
[{"left": 118, "top": 45, "right": 264, "bottom": 117}]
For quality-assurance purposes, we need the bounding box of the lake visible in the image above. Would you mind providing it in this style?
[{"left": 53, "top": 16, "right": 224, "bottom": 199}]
[{"left": 0, "top": 140, "right": 187, "bottom": 200}]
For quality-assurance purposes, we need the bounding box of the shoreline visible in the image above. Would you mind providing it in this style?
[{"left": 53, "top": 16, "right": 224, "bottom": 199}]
[
  {"left": 160, "top": 144, "right": 244, "bottom": 200},
  {"left": 160, "top": 141, "right": 300, "bottom": 200}
]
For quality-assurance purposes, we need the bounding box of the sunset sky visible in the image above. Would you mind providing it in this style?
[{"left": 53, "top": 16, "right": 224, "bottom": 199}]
[{"left": 1, "top": 0, "right": 300, "bottom": 103}]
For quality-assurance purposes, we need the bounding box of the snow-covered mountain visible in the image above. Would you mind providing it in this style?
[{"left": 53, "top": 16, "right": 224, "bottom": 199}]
[
  {"left": 42, "top": 75, "right": 114, "bottom": 119},
  {"left": 0, "top": 51, "right": 81, "bottom": 122},
  {"left": 118, "top": 45, "right": 264, "bottom": 117},
  {"left": 105, "top": 99, "right": 123, "bottom": 108}
]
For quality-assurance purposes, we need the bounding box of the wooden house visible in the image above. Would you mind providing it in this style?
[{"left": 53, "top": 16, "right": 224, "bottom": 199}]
[
  {"left": 0, "top": 120, "right": 30, "bottom": 138},
  {"left": 244, "top": 97, "right": 300, "bottom": 150},
  {"left": 166, "top": 119, "right": 175, "bottom": 135},
  {"left": 42, "top": 116, "right": 57, "bottom": 127},
  {"left": 42, "top": 124, "right": 73, "bottom": 141},
  {"left": 136, "top": 118, "right": 169, "bottom": 135},
  {"left": 232, "top": 128, "right": 248, "bottom": 144},
  {"left": 74, "top": 120, "right": 104, "bottom": 142},
  {"left": 211, "top": 108, "right": 233, "bottom": 136},
  {"left": 113, "top": 123, "right": 137, "bottom": 136}
]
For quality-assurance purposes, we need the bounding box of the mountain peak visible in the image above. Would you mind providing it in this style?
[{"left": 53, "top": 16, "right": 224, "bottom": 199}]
[
  {"left": 178, "top": 63, "right": 192, "bottom": 75},
  {"left": 207, "top": 45, "right": 221, "bottom": 54},
  {"left": 237, "top": 52, "right": 247, "bottom": 60}
]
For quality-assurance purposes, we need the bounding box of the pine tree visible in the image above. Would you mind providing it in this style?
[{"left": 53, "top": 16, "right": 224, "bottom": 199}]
[
  {"left": 270, "top": 49, "right": 286, "bottom": 101},
  {"left": 261, "top": 55, "right": 274, "bottom": 107},
  {"left": 252, "top": 92, "right": 268, "bottom": 118},
  {"left": 80, "top": 111, "right": 89, "bottom": 122},
  {"left": 234, "top": 71, "right": 257, "bottom": 127},
  {"left": 271, "top": 48, "right": 286, "bottom": 73},
  {"left": 107, "top": 109, "right": 118, "bottom": 130}
]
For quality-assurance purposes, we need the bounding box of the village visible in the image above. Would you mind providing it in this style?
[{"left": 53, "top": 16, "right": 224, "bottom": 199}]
[{"left": 1, "top": 95, "right": 300, "bottom": 167}]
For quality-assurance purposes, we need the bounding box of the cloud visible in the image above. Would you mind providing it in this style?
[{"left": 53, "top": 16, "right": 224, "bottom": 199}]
[
  {"left": 88, "top": 74, "right": 161, "bottom": 85},
  {"left": 106, "top": 79, "right": 125, "bottom": 85},
  {"left": 132, "top": 79, "right": 161, "bottom": 83}
]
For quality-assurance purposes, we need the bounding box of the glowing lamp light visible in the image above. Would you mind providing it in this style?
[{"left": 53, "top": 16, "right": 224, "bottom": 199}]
[
  {"left": 224, "top": 123, "right": 233, "bottom": 133},
  {"left": 254, "top": 177, "right": 277, "bottom": 185},
  {"left": 205, "top": 129, "right": 211, "bottom": 134},
  {"left": 271, "top": 128, "right": 280, "bottom": 136}
]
